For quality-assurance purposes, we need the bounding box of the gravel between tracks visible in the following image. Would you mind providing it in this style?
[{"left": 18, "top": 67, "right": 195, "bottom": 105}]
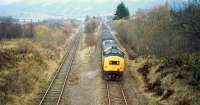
[
  {"left": 59, "top": 33, "right": 107, "bottom": 105},
  {"left": 58, "top": 31, "right": 150, "bottom": 105}
]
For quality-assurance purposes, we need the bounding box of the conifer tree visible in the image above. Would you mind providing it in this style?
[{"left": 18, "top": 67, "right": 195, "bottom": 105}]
[{"left": 114, "top": 2, "right": 130, "bottom": 20}]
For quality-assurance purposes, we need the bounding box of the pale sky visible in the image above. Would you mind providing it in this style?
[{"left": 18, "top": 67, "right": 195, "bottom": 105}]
[{"left": 0, "top": 0, "right": 171, "bottom": 19}]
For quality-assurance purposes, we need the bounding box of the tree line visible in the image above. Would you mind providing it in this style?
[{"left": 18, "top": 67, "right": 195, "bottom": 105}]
[
  {"left": 0, "top": 17, "right": 34, "bottom": 39},
  {"left": 113, "top": 0, "right": 200, "bottom": 57},
  {"left": 113, "top": 1, "right": 200, "bottom": 91}
]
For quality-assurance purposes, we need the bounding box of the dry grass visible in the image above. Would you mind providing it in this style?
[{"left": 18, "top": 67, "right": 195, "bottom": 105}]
[
  {"left": 0, "top": 22, "right": 78, "bottom": 105},
  {"left": 0, "top": 40, "right": 47, "bottom": 105},
  {"left": 128, "top": 56, "right": 200, "bottom": 105}
]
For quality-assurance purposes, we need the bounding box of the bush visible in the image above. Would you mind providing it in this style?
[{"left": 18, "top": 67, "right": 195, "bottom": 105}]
[
  {"left": 163, "top": 57, "right": 174, "bottom": 67},
  {"left": 84, "top": 17, "right": 98, "bottom": 47},
  {"left": 190, "top": 58, "right": 200, "bottom": 81},
  {"left": 0, "top": 41, "right": 48, "bottom": 105}
]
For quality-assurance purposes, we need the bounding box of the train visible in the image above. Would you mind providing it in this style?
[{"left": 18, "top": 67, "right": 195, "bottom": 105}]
[{"left": 101, "top": 24, "right": 125, "bottom": 80}]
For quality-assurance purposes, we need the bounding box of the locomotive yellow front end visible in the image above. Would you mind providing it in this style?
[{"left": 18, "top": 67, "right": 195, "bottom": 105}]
[{"left": 103, "top": 55, "right": 125, "bottom": 80}]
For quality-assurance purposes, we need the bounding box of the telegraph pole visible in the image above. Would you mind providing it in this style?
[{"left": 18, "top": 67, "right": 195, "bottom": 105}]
[
  {"left": 30, "top": 19, "right": 33, "bottom": 37},
  {"left": 23, "top": 19, "right": 25, "bottom": 37}
]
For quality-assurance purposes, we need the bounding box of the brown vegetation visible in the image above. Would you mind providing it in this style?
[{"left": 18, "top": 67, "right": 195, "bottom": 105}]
[
  {"left": 84, "top": 17, "right": 99, "bottom": 47},
  {"left": 113, "top": 2, "right": 200, "bottom": 57},
  {"left": 132, "top": 56, "right": 200, "bottom": 104},
  {"left": 0, "top": 20, "right": 78, "bottom": 105},
  {"left": 113, "top": 0, "right": 200, "bottom": 104},
  {"left": 0, "top": 40, "right": 48, "bottom": 105}
]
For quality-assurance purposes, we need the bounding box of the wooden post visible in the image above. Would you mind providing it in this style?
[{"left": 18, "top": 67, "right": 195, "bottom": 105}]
[{"left": 30, "top": 19, "right": 33, "bottom": 37}]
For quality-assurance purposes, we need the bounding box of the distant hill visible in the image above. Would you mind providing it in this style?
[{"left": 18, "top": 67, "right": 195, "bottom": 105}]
[{"left": 0, "top": 0, "right": 164, "bottom": 19}]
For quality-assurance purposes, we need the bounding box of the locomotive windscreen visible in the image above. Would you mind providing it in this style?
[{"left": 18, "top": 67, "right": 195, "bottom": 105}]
[{"left": 109, "top": 61, "right": 120, "bottom": 65}]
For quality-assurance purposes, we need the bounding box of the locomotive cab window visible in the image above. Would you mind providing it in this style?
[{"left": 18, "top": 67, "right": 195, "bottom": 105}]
[{"left": 109, "top": 61, "right": 120, "bottom": 65}]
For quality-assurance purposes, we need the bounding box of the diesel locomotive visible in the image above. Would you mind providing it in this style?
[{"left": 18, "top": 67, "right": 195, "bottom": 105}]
[{"left": 101, "top": 24, "right": 125, "bottom": 80}]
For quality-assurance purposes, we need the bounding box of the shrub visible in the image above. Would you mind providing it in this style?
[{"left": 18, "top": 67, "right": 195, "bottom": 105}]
[
  {"left": 84, "top": 17, "right": 98, "bottom": 47},
  {"left": 190, "top": 58, "right": 200, "bottom": 81},
  {"left": 163, "top": 57, "right": 174, "bottom": 67}
]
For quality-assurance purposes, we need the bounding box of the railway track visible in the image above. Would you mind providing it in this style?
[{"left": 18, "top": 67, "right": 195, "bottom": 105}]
[
  {"left": 106, "top": 81, "right": 128, "bottom": 105},
  {"left": 100, "top": 24, "right": 128, "bottom": 105},
  {"left": 38, "top": 28, "right": 82, "bottom": 105}
]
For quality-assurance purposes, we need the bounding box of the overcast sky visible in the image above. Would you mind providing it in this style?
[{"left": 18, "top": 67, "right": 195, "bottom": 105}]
[{"left": 0, "top": 0, "right": 173, "bottom": 19}]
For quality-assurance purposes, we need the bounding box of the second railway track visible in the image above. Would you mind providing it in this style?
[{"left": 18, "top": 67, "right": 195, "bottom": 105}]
[{"left": 38, "top": 28, "right": 82, "bottom": 105}]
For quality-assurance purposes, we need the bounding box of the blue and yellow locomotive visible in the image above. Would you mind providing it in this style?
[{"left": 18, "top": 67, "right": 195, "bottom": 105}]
[{"left": 101, "top": 24, "right": 125, "bottom": 80}]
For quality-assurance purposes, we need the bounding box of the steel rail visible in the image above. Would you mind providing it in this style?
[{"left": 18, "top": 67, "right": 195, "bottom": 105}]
[
  {"left": 38, "top": 29, "right": 81, "bottom": 105},
  {"left": 106, "top": 82, "right": 128, "bottom": 105},
  {"left": 56, "top": 32, "right": 81, "bottom": 105},
  {"left": 106, "top": 82, "right": 111, "bottom": 105},
  {"left": 119, "top": 83, "right": 128, "bottom": 105}
]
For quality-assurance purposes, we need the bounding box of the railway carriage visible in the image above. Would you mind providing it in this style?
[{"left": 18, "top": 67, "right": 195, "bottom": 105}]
[{"left": 101, "top": 24, "right": 125, "bottom": 80}]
